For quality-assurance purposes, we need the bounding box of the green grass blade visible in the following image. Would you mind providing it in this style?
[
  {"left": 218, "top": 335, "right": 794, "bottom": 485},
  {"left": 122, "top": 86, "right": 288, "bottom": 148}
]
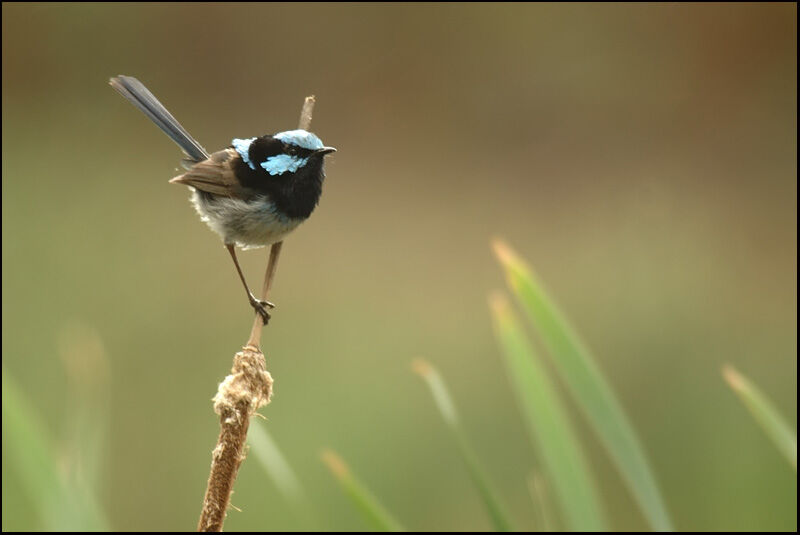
[
  {"left": 723, "top": 365, "right": 797, "bottom": 470},
  {"left": 57, "top": 322, "right": 111, "bottom": 532},
  {"left": 2, "top": 373, "right": 107, "bottom": 531},
  {"left": 2, "top": 374, "right": 62, "bottom": 528},
  {"left": 493, "top": 239, "right": 673, "bottom": 532},
  {"left": 489, "top": 294, "right": 606, "bottom": 531},
  {"left": 322, "top": 449, "right": 405, "bottom": 532},
  {"left": 248, "top": 420, "right": 306, "bottom": 506},
  {"left": 249, "top": 421, "right": 317, "bottom": 529},
  {"left": 527, "top": 473, "right": 557, "bottom": 532},
  {"left": 413, "top": 359, "right": 515, "bottom": 532},
  {"left": 57, "top": 321, "right": 110, "bottom": 496}
]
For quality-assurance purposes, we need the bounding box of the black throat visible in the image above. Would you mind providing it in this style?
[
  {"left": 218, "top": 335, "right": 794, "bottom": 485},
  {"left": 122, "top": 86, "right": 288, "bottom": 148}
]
[{"left": 233, "top": 155, "right": 325, "bottom": 220}]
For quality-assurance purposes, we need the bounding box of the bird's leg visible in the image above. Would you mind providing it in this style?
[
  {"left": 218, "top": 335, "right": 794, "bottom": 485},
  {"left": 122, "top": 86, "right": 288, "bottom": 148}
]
[{"left": 226, "top": 244, "right": 275, "bottom": 324}]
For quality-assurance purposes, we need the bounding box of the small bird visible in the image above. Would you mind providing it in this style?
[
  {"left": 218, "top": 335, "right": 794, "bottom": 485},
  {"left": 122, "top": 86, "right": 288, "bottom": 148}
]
[{"left": 109, "top": 75, "right": 335, "bottom": 324}]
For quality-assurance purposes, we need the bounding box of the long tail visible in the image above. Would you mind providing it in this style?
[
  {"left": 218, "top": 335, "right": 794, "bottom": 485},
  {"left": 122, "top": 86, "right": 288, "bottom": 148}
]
[{"left": 109, "top": 75, "right": 209, "bottom": 163}]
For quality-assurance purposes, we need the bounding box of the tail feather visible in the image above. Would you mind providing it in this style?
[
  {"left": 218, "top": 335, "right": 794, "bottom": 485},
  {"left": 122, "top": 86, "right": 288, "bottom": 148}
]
[{"left": 109, "top": 75, "right": 209, "bottom": 162}]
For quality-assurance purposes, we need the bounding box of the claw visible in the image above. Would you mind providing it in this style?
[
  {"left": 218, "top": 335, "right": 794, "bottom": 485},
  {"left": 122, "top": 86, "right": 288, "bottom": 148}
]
[
  {"left": 248, "top": 293, "right": 274, "bottom": 324},
  {"left": 255, "top": 303, "right": 271, "bottom": 325}
]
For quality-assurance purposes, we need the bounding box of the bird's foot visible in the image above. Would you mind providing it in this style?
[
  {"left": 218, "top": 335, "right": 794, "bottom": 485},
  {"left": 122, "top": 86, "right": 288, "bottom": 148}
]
[{"left": 248, "top": 293, "right": 276, "bottom": 325}]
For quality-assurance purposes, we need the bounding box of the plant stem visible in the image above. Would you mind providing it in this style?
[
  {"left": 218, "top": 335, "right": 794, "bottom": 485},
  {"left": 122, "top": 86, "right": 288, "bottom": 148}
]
[
  {"left": 197, "top": 96, "right": 316, "bottom": 531},
  {"left": 246, "top": 95, "right": 316, "bottom": 350},
  {"left": 197, "top": 348, "right": 273, "bottom": 531}
]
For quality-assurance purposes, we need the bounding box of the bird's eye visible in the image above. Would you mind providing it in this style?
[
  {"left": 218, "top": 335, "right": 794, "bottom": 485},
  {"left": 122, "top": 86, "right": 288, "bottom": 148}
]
[{"left": 285, "top": 144, "right": 312, "bottom": 158}]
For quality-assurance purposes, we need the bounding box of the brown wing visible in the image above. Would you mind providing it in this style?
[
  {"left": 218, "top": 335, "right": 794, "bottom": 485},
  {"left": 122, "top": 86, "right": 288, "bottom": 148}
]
[{"left": 169, "top": 148, "right": 239, "bottom": 197}]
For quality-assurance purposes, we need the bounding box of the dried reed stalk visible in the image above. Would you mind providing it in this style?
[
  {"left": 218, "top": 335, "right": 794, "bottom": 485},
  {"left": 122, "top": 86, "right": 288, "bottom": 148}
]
[{"left": 197, "top": 96, "right": 316, "bottom": 532}]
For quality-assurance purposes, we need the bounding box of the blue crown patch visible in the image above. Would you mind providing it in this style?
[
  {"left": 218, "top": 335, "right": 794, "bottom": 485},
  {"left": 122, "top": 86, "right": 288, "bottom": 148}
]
[{"left": 274, "top": 130, "right": 324, "bottom": 150}]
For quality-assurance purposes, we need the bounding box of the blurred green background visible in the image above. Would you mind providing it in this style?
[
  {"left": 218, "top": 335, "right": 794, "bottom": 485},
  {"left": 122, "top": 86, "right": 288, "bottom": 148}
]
[{"left": 2, "top": 2, "right": 796, "bottom": 531}]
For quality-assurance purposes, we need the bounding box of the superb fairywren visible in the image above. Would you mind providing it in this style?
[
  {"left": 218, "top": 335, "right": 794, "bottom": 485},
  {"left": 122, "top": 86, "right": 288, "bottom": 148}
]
[{"left": 110, "top": 75, "right": 335, "bottom": 324}]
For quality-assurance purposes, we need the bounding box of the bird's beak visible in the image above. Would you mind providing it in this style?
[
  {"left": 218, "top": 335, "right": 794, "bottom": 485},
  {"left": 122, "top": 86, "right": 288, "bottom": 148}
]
[{"left": 316, "top": 146, "right": 337, "bottom": 155}]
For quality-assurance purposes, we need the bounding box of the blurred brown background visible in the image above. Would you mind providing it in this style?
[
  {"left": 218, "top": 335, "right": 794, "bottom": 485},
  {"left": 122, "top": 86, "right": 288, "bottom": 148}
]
[{"left": 2, "top": 3, "right": 796, "bottom": 531}]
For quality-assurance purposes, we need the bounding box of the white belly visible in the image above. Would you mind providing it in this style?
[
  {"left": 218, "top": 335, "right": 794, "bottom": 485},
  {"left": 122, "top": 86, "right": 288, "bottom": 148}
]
[{"left": 190, "top": 190, "right": 304, "bottom": 249}]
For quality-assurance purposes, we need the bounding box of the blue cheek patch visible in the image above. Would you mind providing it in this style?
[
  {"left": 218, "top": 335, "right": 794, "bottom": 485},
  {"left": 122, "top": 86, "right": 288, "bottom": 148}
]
[
  {"left": 274, "top": 129, "right": 324, "bottom": 150},
  {"left": 260, "top": 154, "right": 309, "bottom": 175},
  {"left": 232, "top": 137, "right": 257, "bottom": 170}
]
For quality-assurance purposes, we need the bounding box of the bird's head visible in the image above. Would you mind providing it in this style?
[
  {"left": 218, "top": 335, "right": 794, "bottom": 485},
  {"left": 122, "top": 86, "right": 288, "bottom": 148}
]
[
  {"left": 232, "top": 129, "right": 336, "bottom": 177},
  {"left": 230, "top": 130, "right": 335, "bottom": 219}
]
